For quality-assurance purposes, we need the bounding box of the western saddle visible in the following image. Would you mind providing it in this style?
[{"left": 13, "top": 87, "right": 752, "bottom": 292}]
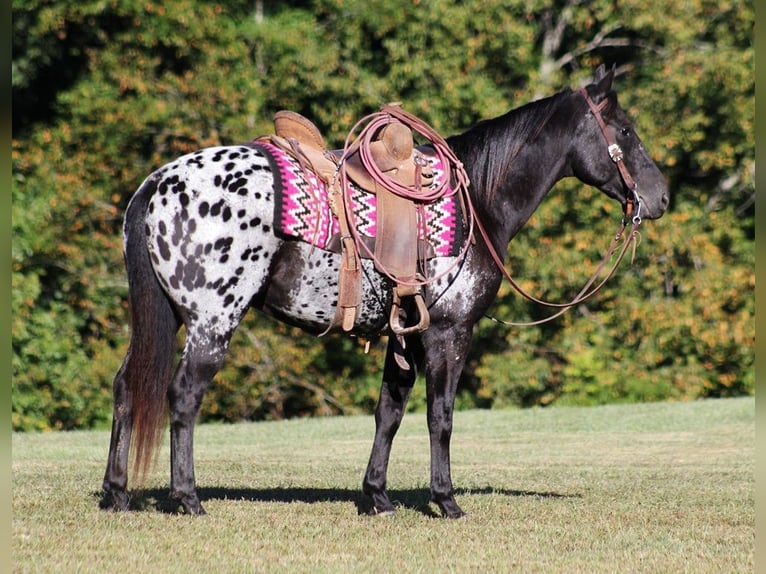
[{"left": 266, "top": 104, "right": 460, "bottom": 337}]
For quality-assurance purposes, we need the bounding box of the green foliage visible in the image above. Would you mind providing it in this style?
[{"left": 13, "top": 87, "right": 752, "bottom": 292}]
[{"left": 12, "top": 0, "right": 753, "bottom": 430}]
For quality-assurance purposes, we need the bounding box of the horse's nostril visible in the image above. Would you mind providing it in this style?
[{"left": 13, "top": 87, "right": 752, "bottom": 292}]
[{"left": 661, "top": 193, "right": 670, "bottom": 208}]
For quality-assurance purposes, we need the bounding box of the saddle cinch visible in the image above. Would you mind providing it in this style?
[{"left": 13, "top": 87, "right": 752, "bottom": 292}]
[{"left": 267, "top": 106, "right": 437, "bottom": 336}]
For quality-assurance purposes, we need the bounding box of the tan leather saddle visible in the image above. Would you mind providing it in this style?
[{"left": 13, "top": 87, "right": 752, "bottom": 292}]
[{"left": 267, "top": 108, "right": 434, "bottom": 336}]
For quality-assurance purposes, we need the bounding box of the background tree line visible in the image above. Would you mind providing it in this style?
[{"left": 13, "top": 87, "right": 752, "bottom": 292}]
[{"left": 12, "top": 0, "right": 754, "bottom": 431}]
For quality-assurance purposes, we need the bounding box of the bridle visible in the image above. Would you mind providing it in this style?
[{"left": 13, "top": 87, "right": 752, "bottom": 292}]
[
  {"left": 477, "top": 87, "right": 644, "bottom": 327},
  {"left": 578, "top": 87, "right": 642, "bottom": 224}
]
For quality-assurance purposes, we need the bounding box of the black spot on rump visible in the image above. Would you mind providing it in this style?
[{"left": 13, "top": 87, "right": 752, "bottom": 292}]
[
  {"left": 214, "top": 237, "right": 233, "bottom": 252},
  {"left": 157, "top": 235, "right": 171, "bottom": 261},
  {"left": 229, "top": 178, "right": 247, "bottom": 193},
  {"left": 210, "top": 199, "right": 224, "bottom": 217}
]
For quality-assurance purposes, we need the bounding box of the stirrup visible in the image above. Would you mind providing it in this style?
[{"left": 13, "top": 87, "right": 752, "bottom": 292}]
[{"left": 389, "top": 286, "right": 430, "bottom": 336}]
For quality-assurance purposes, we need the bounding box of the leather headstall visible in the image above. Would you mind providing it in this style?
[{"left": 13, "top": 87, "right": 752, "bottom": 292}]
[{"left": 578, "top": 87, "right": 642, "bottom": 225}]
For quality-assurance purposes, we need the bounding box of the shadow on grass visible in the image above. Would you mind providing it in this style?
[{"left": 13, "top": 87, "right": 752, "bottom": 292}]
[{"left": 97, "top": 486, "right": 579, "bottom": 517}]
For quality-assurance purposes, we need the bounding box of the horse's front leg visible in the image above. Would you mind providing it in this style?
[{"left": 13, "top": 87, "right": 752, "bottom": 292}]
[
  {"left": 363, "top": 335, "right": 422, "bottom": 515},
  {"left": 424, "top": 325, "right": 472, "bottom": 518}
]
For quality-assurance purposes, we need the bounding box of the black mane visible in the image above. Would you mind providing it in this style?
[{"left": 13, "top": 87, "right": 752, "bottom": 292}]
[{"left": 448, "top": 88, "right": 574, "bottom": 202}]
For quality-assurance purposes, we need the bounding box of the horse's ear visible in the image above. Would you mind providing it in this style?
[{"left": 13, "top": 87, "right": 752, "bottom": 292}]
[{"left": 590, "top": 64, "right": 616, "bottom": 99}]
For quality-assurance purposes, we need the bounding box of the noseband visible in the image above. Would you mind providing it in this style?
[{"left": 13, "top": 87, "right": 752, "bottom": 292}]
[{"left": 477, "top": 88, "right": 646, "bottom": 327}]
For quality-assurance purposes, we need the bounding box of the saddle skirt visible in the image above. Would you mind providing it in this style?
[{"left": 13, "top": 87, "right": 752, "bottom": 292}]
[{"left": 255, "top": 140, "right": 466, "bottom": 259}]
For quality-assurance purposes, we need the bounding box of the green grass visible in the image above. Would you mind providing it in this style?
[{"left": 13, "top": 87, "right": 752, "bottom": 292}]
[{"left": 13, "top": 397, "right": 754, "bottom": 573}]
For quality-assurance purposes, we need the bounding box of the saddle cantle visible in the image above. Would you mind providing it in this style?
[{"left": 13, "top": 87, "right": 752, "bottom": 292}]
[{"left": 265, "top": 105, "right": 460, "bottom": 337}]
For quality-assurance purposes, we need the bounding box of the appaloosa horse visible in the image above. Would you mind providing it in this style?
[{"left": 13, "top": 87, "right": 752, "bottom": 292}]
[{"left": 101, "top": 65, "right": 668, "bottom": 517}]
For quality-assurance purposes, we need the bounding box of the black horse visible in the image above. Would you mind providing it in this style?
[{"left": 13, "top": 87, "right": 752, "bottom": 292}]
[{"left": 101, "top": 65, "right": 668, "bottom": 518}]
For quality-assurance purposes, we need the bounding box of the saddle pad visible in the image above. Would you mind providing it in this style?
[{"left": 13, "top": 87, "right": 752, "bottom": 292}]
[{"left": 254, "top": 141, "right": 465, "bottom": 258}]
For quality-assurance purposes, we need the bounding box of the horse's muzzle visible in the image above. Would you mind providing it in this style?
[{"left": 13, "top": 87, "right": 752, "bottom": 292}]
[{"left": 637, "top": 187, "right": 670, "bottom": 220}]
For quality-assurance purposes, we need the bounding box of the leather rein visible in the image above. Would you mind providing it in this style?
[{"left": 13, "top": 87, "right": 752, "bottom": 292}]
[{"left": 477, "top": 87, "right": 644, "bottom": 327}]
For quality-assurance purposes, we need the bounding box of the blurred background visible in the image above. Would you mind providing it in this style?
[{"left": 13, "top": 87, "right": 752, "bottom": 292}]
[{"left": 12, "top": 0, "right": 754, "bottom": 431}]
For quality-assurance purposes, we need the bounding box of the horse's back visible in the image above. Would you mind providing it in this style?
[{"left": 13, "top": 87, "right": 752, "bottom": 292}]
[{"left": 130, "top": 142, "right": 485, "bottom": 340}]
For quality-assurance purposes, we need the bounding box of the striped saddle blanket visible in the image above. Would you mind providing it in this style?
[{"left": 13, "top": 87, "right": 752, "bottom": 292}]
[{"left": 255, "top": 141, "right": 465, "bottom": 258}]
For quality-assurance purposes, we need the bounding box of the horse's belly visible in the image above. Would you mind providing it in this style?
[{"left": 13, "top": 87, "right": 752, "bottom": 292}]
[{"left": 262, "top": 242, "right": 391, "bottom": 336}]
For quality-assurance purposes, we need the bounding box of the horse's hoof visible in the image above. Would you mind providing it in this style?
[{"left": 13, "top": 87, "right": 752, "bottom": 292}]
[
  {"left": 434, "top": 498, "right": 467, "bottom": 519},
  {"left": 371, "top": 507, "right": 397, "bottom": 517},
  {"left": 180, "top": 500, "right": 206, "bottom": 515},
  {"left": 99, "top": 490, "right": 130, "bottom": 512},
  {"left": 169, "top": 492, "right": 206, "bottom": 515}
]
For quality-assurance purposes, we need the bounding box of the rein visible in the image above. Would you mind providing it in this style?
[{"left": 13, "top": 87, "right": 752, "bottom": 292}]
[{"left": 479, "top": 88, "right": 644, "bottom": 327}]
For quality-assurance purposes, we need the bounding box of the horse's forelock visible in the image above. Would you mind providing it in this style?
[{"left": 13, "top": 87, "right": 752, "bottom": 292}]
[{"left": 599, "top": 90, "right": 619, "bottom": 119}]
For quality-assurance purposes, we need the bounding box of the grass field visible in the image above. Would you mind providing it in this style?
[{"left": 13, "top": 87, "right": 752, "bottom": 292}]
[{"left": 13, "top": 397, "right": 754, "bottom": 573}]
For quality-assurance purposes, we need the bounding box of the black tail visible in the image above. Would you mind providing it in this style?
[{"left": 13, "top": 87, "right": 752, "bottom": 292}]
[{"left": 122, "top": 176, "right": 180, "bottom": 481}]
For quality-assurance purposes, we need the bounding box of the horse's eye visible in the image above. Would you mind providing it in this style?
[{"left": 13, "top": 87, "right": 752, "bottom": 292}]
[{"left": 620, "top": 127, "right": 631, "bottom": 137}]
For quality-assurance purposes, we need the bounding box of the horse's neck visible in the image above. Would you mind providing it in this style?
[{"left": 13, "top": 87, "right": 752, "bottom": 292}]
[
  {"left": 493, "top": 139, "right": 568, "bottom": 240},
  {"left": 452, "top": 94, "right": 574, "bottom": 254}
]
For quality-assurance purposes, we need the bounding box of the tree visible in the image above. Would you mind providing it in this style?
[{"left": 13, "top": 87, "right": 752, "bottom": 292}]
[
  {"left": 12, "top": 0, "right": 753, "bottom": 431},
  {"left": 467, "top": 0, "right": 754, "bottom": 406}
]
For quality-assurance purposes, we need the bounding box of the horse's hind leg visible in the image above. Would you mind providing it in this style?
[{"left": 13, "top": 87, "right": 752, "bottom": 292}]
[
  {"left": 363, "top": 335, "right": 422, "bottom": 515},
  {"left": 101, "top": 360, "right": 132, "bottom": 511},
  {"left": 167, "top": 328, "right": 232, "bottom": 515}
]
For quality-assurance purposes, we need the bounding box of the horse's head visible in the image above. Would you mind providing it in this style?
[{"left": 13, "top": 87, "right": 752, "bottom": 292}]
[{"left": 570, "top": 65, "right": 669, "bottom": 220}]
